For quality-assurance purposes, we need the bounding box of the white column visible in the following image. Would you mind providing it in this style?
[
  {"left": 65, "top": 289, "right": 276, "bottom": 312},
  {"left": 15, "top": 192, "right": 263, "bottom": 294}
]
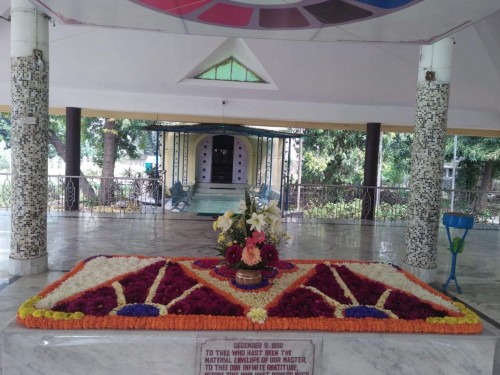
[
  {"left": 9, "top": 0, "right": 49, "bottom": 275},
  {"left": 404, "top": 37, "right": 454, "bottom": 283},
  {"left": 417, "top": 38, "right": 453, "bottom": 83}
]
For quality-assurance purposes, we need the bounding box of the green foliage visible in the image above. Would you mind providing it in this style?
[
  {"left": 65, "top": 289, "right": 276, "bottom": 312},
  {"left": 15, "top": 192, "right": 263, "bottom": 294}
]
[
  {"left": 303, "top": 199, "right": 408, "bottom": 221},
  {"left": 445, "top": 135, "right": 500, "bottom": 190},
  {"left": 121, "top": 167, "right": 144, "bottom": 179},
  {"left": 301, "top": 130, "right": 416, "bottom": 186},
  {"left": 0, "top": 150, "right": 10, "bottom": 171},
  {"left": 0, "top": 180, "right": 11, "bottom": 206},
  {"left": 0, "top": 112, "right": 11, "bottom": 148},
  {"left": 0, "top": 114, "right": 10, "bottom": 170},
  {"left": 2, "top": 113, "right": 153, "bottom": 168},
  {"left": 301, "top": 150, "right": 331, "bottom": 183},
  {"left": 140, "top": 131, "right": 157, "bottom": 156},
  {"left": 454, "top": 160, "right": 484, "bottom": 190},
  {"left": 381, "top": 133, "right": 413, "bottom": 186},
  {"left": 304, "top": 200, "right": 362, "bottom": 219},
  {"left": 301, "top": 129, "right": 365, "bottom": 185},
  {"left": 300, "top": 131, "right": 499, "bottom": 193},
  {"left": 144, "top": 166, "right": 162, "bottom": 203},
  {"left": 81, "top": 117, "right": 153, "bottom": 168},
  {"left": 376, "top": 203, "right": 408, "bottom": 221},
  {"left": 48, "top": 115, "right": 66, "bottom": 159},
  {"left": 450, "top": 236, "right": 465, "bottom": 253}
]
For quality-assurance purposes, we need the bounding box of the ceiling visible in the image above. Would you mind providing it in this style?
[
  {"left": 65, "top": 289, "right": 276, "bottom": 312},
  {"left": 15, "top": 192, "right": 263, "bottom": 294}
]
[{"left": 0, "top": 0, "right": 499, "bottom": 134}]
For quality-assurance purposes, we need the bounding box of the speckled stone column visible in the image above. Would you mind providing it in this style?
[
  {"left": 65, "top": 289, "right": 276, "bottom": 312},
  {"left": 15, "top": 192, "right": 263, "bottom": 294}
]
[
  {"left": 404, "top": 38, "right": 454, "bottom": 283},
  {"left": 9, "top": 0, "right": 49, "bottom": 275}
]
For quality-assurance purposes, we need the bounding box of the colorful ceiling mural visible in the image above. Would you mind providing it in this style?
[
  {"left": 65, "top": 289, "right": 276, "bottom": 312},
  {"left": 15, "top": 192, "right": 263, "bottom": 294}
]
[{"left": 130, "top": 0, "right": 423, "bottom": 30}]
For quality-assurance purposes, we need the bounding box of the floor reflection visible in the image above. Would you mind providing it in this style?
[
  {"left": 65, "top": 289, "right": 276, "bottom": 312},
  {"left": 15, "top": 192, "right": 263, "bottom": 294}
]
[{"left": 0, "top": 212, "right": 499, "bottom": 328}]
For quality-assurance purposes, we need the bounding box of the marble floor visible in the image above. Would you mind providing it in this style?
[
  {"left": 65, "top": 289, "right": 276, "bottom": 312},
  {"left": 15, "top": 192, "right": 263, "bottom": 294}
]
[
  {"left": 184, "top": 196, "right": 241, "bottom": 215},
  {"left": 0, "top": 211, "right": 499, "bottom": 372},
  {"left": 1, "top": 210, "right": 500, "bottom": 326}
]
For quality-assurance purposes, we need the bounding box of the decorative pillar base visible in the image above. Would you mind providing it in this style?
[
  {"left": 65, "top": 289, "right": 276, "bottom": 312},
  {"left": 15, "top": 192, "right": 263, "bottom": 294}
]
[
  {"left": 9, "top": 254, "right": 48, "bottom": 276},
  {"left": 402, "top": 262, "right": 438, "bottom": 284}
]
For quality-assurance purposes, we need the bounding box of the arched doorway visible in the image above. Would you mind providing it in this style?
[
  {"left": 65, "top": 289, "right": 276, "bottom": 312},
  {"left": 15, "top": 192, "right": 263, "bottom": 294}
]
[{"left": 196, "top": 135, "right": 248, "bottom": 184}]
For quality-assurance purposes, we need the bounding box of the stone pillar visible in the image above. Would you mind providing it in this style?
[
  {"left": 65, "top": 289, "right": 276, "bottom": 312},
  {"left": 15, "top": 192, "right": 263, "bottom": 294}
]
[
  {"left": 65, "top": 107, "right": 81, "bottom": 211},
  {"left": 404, "top": 38, "right": 454, "bottom": 283},
  {"left": 9, "top": 0, "right": 49, "bottom": 275},
  {"left": 362, "top": 122, "right": 381, "bottom": 220}
]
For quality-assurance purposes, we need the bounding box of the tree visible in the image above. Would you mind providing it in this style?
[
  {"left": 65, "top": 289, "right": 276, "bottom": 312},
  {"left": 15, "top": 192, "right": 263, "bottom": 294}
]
[
  {"left": 81, "top": 118, "right": 149, "bottom": 167},
  {"left": 98, "top": 118, "right": 118, "bottom": 204},
  {"left": 301, "top": 129, "right": 366, "bottom": 185},
  {"left": 81, "top": 117, "right": 153, "bottom": 204},
  {"left": 381, "top": 133, "right": 413, "bottom": 186},
  {"left": 48, "top": 116, "right": 99, "bottom": 203},
  {"left": 50, "top": 116, "right": 155, "bottom": 205},
  {"left": 445, "top": 136, "right": 500, "bottom": 189},
  {"left": 445, "top": 136, "right": 500, "bottom": 212}
]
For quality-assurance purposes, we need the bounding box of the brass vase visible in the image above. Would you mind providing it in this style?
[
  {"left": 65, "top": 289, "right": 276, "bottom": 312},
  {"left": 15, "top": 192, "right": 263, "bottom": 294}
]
[{"left": 235, "top": 269, "right": 262, "bottom": 286}]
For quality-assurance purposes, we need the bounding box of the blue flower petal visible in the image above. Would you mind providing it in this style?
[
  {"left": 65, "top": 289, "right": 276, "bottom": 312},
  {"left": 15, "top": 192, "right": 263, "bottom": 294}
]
[
  {"left": 231, "top": 278, "right": 269, "bottom": 290},
  {"left": 344, "top": 306, "right": 389, "bottom": 319},
  {"left": 117, "top": 304, "right": 160, "bottom": 317}
]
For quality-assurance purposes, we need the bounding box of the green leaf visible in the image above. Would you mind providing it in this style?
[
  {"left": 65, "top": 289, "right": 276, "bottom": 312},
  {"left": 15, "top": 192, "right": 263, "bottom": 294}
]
[{"left": 451, "top": 236, "right": 465, "bottom": 253}]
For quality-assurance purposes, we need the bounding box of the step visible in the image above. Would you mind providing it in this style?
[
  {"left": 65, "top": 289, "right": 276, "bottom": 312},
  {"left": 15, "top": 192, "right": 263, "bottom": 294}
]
[
  {"left": 195, "top": 183, "right": 246, "bottom": 190},
  {"left": 193, "top": 183, "right": 246, "bottom": 197}
]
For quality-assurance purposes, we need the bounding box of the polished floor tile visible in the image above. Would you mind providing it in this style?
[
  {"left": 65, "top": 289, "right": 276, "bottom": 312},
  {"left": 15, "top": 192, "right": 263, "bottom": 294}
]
[{"left": 0, "top": 212, "right": 499, "bottom": 331}]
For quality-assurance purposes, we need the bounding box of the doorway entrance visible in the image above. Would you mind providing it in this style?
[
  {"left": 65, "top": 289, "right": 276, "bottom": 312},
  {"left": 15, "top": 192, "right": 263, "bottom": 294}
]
[
  {"left": 211, "top": 135, "right": 234, "bottom": 183},
  {"left": 196, "top": 135, "right": 248, "bottom": 184}
]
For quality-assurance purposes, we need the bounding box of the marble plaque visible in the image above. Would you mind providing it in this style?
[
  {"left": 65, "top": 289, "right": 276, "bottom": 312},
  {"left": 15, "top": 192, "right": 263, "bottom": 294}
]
[{"left": 198, "top": 339, "right": 320, "bottom": 375}]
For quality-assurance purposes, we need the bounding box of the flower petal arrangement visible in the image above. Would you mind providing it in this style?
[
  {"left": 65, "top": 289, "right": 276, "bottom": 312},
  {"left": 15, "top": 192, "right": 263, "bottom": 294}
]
[
  {"left": 17, "top": 255, "right": 482, "bottom": 334},
  {"left": 212, "top": 190, "right": 291, "bottom": 273}
]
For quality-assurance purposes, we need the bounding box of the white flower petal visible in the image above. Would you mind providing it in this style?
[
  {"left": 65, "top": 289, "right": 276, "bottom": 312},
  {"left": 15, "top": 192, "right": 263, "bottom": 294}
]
[
  {"left": 265, "top": 200, "right": 281, "bottom": 217},
  {"left": 238, "top": 200, "right": 247, "bottom": 213},
  {"left": 246, "top": 212, "right": 266, "bottom": 232},
  {"left": 217, "top": 215, "right": 233, "bottom": 233}
]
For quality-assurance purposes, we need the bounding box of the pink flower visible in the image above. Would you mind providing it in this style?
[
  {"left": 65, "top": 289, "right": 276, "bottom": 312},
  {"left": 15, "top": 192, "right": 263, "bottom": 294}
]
[
  {"left": 251, "top": 231, "right": 266, "bottom": 244},
  {"left": 245, "top": 237, "right": 257, "bottom": 248},
  {"left": 241, "top": 246, "right": 262, "bottom": 267},
  {"left": 245, "top": 231, "right": 266, "bottom": 248}
]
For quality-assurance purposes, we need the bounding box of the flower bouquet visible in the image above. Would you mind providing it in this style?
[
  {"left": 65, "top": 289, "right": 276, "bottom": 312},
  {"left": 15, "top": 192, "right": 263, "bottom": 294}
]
[{"left": 213, "top": 189, "right": 290, "bottom": 285}]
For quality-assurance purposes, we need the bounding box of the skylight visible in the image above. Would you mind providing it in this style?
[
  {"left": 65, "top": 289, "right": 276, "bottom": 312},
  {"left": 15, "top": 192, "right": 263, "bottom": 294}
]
[{"left": 194, "top": 57, "right": 267, "bottom": 83}]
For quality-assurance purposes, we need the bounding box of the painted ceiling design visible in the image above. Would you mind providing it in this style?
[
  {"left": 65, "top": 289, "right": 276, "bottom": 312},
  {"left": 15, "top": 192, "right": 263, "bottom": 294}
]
[
  {"left": 27, "top": 0, "right": 500, "bottom": 44},
  {"left": 130, "top": 0, "right": 422, "bottom": 30}
]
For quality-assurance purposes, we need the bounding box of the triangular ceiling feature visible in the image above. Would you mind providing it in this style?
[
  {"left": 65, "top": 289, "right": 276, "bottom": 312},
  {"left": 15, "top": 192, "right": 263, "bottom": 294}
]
[
  {"left": 180, "top": 38, "right": 278, "bottom": 90},
  {"left": 194, "top": 57, "right": 266, "bottom": 83}
]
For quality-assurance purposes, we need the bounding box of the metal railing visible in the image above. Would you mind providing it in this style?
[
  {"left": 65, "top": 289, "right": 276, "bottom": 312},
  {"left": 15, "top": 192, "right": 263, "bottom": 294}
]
[
  {"left": 282, "top": 183, "right": 500, "bottom": 225},
  {"left": 0, "top": 173, "right": 499, "bottom": 224},
  {"left": 0, "top": 173, "right": 163, "bottom": 214}
]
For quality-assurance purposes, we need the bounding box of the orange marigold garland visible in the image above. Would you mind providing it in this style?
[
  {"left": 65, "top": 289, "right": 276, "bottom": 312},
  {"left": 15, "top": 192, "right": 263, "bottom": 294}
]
[{"left": 17, "top": 255, "right": 483, "bottom": 334}]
